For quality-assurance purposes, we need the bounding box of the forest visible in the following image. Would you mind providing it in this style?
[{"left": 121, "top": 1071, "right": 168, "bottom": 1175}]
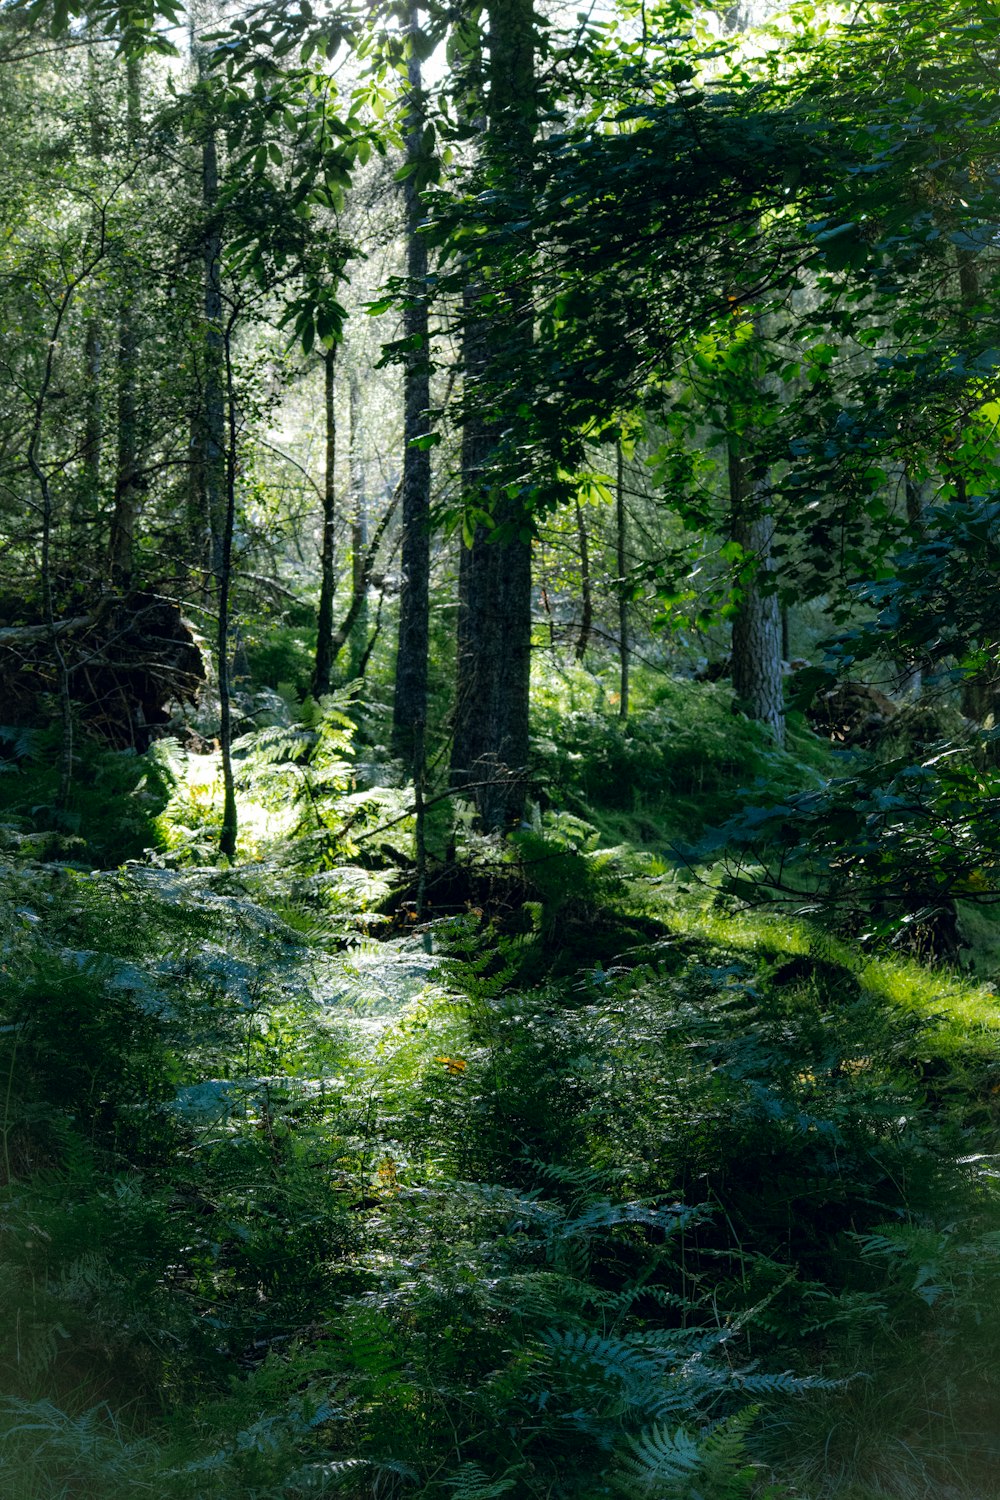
[{"left": 3, "top": 0, "right": 1000, "bottom": 1494}]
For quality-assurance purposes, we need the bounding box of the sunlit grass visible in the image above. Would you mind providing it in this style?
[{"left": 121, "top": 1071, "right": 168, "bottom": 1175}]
[{"left": 657, "top": 884, "right": 1000, "bottom": 1060}]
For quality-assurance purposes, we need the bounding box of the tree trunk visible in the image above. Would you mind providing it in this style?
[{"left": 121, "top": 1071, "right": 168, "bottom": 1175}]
[
  {"left": 78, "top": 45, "right": 105, "bottom": 541},
  {"left": 616, "top": 438, "right": 629, "bottom": 720},
  {"left": 348, "top": 370, "right": 369, "bottom": 679},
  {"left": 450, "top": 0, "right": 536, "bottom": 832},
  {"left": 312, "top": 343, "right": 338, "bottom": 697},
  {"left": 193, "top": 33, "right": 226, "bottom": 599},
  {"left": 574, "top": 499, "right": 592, "bottom": 660},
  {"left": 728, "top": 436, "right": 785, "bottom": 747},
  {"left": 218, "top": 314, "right": 238, "bottom": 861},
  {"left": 328, "top": 483, "right": 399, "bottom": 663},
  {"left": 108, "top": 56, "right": 142, "bottom": 583},
  {"left": 391, "top": 0, "right": 432, "bottom": 770}
]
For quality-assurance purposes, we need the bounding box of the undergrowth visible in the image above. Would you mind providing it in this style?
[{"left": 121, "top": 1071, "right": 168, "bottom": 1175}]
[{"left": 1, "top": 679, "right": 999, "bottom": 1499}]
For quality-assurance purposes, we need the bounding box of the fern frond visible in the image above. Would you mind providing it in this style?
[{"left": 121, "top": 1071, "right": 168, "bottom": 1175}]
[
  {"left": 445, "top": 1462, "right": 518, "bottom": 1500},
  {"left": 616, "top": 1422, "right": 703, "bottom": 1490},
  {"left": 290, "top": 1457, "right": 419, "bottom": 1492},
  {"left": 615, "top": 1410, "right": 759, "bottom": 1499},
  {"left": 541, "top": 1327, "right": 659, "bottom": 1382}
]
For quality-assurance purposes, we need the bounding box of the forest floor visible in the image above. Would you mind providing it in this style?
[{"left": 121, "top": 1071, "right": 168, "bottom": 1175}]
[{"left": 2, "top": 688, "right": 1000, "bottom": 1499}]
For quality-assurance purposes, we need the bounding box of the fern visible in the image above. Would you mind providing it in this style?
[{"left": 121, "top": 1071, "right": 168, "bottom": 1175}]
[
  {"left": 615, "top": 1410, "right": 758, "bottom": 1499},
  {"left": 617, "top": 1422, "right": 704, "bottom": 1491},
  {"left": 445, "top": 1462, "right": 519, "bottom": 1499},
  {"left": 0, "top": 1398, "right": 153, "bottom": 1487},
  {"left": 289, "top": 1457, "right": 419, "bottom": 1492},
  {"left": 542, "top": 1326, "right": 653, "bottom": 1370}
]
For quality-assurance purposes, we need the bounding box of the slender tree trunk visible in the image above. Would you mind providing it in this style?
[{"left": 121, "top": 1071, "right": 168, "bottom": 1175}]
[
  {"left": 574, "top": 499, "right": 592, "bottom": 660},
  {"left": 348, "top": 371, "right": 369, "bottom": 679},
  {"left": 191, "top": 30, "right": 226, "bottom": 600},
  {"left": 218, "top": 315, "right": 239, "bottom": 861},
  {"left": 328, "top": 484, "right": 399, "bottom": 662},
  {"left": 391, "top": 0, "right": 432, "bottom": 770},
  {"left": 450, "top": 0, "right": 536, "bottom": 832},
  {"left": 82, "top": 321, "right": 102, "bottom": 514},
  {"left": 313, "top": 344, "right": 338, "bottom": 697},
  {"left": 894, "top": 467, "right": 928, "bottom": 699},
  {"left": 78, "top": 46, "right": 105, "bottom": 541},
  {"left": 728, "top": 435, "right": 785, "bottom": 747},
  {"left": 108, "top": 56, "right": 142, "bottom": 583},
  {"left": 616, "top": 438, "right": 629, "bottom": 720}
]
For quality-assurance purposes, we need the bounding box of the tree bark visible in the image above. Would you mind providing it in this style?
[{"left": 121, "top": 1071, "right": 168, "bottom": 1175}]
[
  {"left": 348, "top": 370, "right": 369, "bottom": 679},
  {"left": 574, "top": 499, "right": 592, "bottom": 660},
  {"left": 728, "top": 435, "right": 785, "bottom": 747},
  {"left": 192, "top": 34, "right": 226, "bottom": 599},
  {"left": 78, "top": 44, "right": 105, "bottom": 541},
  {"left": 312, "top": 343, "right": 338, "bottom": 697},
  {"left": 107, "top": 56, "right": 142, "bottom": 583},
  {"left": 449, "top": 0, "right": 536, "bottom": 832},
  {"left": 218, "top": 313, "right": 239, "bottom": 862},
  {"left": 616, "top": 438, "right": 629, "bottom": 720},
  {"left": 391, "top": 0, "right": 432, "bottom": 771}
]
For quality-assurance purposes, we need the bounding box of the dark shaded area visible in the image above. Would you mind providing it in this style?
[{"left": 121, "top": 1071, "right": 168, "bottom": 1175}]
[{"left": 0, "top": 592, "right": 205, "bottom": 750}]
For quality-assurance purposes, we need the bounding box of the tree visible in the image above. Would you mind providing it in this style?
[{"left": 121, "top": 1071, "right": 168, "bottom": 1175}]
[
  {"left": 450, "top": 0, "right": 537, "bottom": 832},
  {"left": 391, "top": 1, "right": 434, "bottom": 770},
  {"left": 312, "top": 342, "right": 339, "bottom": 697}
]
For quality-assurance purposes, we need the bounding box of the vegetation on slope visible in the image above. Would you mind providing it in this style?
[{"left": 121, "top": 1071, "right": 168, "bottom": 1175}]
[{"left": 1, "top": 671, "right": 999, "bottom": 1500}]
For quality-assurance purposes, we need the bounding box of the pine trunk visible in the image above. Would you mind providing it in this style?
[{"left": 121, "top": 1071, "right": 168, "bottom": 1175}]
[
  {"left": 574, "top": 499, "right": 592, "bottom": 660},
  {"left": 616, "top": 438, "right": 629, "bottom": 720},
  {"left": 218, "top": 316, "right": 238, "bottom": 861},
  {"left": 391, "top": 1, "right": 432, "bottom": 769},
  {"left": 450, "top": 0, "right": 535, "bottom": 832},
  {"left": 108, "top": 58, "right": 142, "bottom": 584},
  {"left": 199, "top": 52, "right": 225, "bottom": 594}
]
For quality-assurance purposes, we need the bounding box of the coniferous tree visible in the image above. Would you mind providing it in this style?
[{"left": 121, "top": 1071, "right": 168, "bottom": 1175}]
[
  {"left": 451, "top": 0, "right": 536, "bottom": 831},
  {"left": 391, "top": 0, "right": 432, "bottom": 771}
]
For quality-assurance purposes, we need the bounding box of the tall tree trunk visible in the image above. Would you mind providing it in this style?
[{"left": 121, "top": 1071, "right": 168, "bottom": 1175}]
[
  {"left": 391, "top": 0, "right": 432, "bottom": 770},
  {"left": 348, "top": 370, "right": 369, "bottom": 679},
  {"left": 728, "top": 435, "right": 785, "bottom": 747},
  {"left": 82, "top": 321, "right": 102, "bottom": 519},
  {"left": 190, "top": 24, "right": 226, "bottom": 600},
  {"left": 450, "top": 0, "right": 536, "bottom": 832},
  {"left": 107, "top": 56, "right": 142, "bottom": 583},
  {"left": 312, "top": 343, "right": 338, "bottom": 697},
  {"left": 218, "top": 314, "right": 239, "bottom": 861},
  {"left": 574, "top": 499, "right": 592, "bottom": 660},
  {"left": 616, "top": 437, "right": 629, "bottom": 720},
  {"left": 203, "top": 126, "right": 225, "bottom": 582},
  {"left": 78, "top": 47, "right": 104, "bottom": 541}
]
